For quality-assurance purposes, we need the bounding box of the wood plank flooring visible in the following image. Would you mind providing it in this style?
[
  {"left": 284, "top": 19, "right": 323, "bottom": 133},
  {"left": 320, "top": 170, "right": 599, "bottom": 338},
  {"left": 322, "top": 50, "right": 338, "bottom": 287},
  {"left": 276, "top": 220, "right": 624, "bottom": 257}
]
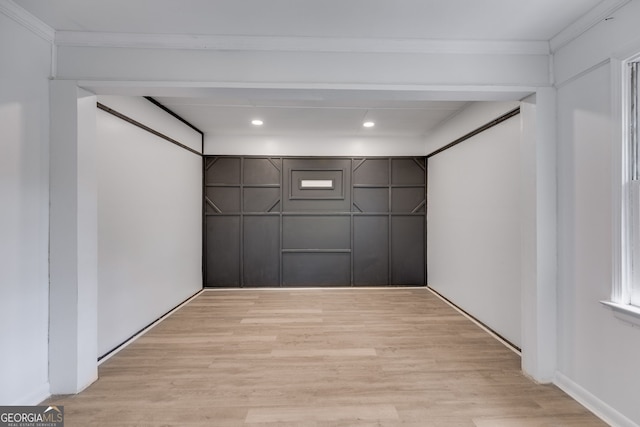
[{"left": 44, "top": 288, "right": 606, "bottom": 426}]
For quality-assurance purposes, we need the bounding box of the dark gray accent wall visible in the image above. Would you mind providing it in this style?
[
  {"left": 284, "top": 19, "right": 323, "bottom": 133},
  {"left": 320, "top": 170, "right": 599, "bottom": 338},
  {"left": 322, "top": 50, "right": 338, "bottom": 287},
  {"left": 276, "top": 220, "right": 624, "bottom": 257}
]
[{"left": 204, "top": 156, "right": 426, "bottom": 287}]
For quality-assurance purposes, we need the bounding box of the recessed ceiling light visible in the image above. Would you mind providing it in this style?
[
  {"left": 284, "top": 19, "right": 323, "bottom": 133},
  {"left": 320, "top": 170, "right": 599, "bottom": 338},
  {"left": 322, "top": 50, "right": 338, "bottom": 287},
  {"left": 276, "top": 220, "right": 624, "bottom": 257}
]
[
  {"left": 363, "top": 121, "right": 375, "bottom": 128},
  {"left": 251, "top": 119, "right": 264, "bottom": 126}
]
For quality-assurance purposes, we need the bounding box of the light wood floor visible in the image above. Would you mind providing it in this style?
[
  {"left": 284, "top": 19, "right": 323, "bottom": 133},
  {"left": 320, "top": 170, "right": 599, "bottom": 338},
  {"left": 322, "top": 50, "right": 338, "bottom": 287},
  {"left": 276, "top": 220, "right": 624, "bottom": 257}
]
[{"left": 45, "top": 288, "right": 606, "bottom": 426}]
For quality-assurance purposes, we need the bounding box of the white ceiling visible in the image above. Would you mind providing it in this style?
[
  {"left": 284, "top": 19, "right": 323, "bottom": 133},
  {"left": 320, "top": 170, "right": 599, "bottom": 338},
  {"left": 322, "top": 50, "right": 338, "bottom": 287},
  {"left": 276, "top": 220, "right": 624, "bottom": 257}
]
[
  {"left": 154, "top": 94, "right": 469, "bottom": 138},
  {"left": 14, "top": 0, "right": 606, "bottom": 138},
  {"left": 15, "top": 0, "right": 602, "bottom": 40}
]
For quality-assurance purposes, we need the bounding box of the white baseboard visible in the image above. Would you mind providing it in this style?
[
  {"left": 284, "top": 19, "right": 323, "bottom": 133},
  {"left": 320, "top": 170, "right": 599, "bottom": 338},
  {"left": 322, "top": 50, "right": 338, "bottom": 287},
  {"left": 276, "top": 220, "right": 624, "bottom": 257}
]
[
  {"left": 555, "top": 372, "right": 639, "bottom": 427},
  {"left": 98, "top": 289, "right": 204, "bottom": 365},
  {"left": 9, "top": 382, "right": 50, "bottom": 406}
]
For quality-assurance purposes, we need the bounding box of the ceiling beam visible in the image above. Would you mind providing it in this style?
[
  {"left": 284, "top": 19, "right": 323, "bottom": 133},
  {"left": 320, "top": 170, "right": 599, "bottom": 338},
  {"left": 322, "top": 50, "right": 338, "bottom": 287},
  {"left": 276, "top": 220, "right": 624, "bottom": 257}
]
[{"left": 55, "top": 32, "right": 549, "bottom": 56}]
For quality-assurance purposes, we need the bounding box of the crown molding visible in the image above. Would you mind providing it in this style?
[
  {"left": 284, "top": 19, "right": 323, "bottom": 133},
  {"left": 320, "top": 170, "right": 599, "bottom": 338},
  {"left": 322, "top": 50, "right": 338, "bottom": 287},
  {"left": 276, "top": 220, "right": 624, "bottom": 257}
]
[
  {"left": 0, "top": 0, "right": 54, "bottom": 42},
  {"left": 550, "top": 0, "right": 631, "bottom": 53},
  {"left": 55, "top": 31, "right": 549, "bottom": 56}
]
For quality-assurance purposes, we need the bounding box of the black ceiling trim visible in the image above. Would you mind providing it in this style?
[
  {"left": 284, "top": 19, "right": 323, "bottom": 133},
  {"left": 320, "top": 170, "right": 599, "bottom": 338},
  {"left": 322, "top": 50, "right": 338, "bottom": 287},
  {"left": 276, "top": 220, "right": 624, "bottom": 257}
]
[
  {"left": 97, "top": 102, "right": 202, "bottom": 157},
  {"left": 144, "top": 96, "right": 204, "bottom": 137},
  {"left": 426, "top": 107, "right": 521, "bottom": 159}
]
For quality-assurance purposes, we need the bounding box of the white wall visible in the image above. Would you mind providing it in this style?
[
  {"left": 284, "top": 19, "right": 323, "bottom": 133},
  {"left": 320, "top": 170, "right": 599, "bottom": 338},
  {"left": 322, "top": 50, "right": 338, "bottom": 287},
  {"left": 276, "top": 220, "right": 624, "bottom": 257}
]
[
  {"left": 0, "top": 12, "right": 51, "bottom": 404},
  {"left": 554, "top": 1, "right": 640, "bottom": 424},
  {"left": 97, "top": 96, "right": 202, "bottom": 356},
  {"left": 426, "top": 107, "right": 522, "bottom": 347}
]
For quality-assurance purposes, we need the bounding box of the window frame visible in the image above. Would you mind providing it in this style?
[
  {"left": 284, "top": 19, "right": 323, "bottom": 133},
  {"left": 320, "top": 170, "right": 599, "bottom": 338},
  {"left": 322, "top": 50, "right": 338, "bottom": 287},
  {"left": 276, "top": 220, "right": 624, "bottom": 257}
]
[
  {"left": 603, "top": 53, "right": 640, "bottom": 326},
  {"left": 631, "top": 60, "right": 640, "bottom": 307}
]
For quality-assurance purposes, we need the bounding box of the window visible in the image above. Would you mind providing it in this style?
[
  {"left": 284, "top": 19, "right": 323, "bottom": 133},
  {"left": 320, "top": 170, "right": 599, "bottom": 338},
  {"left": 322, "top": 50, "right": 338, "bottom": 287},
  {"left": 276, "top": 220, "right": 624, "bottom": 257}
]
[{"left": 604, "top": 56, "right": 640, "bottom": 323}]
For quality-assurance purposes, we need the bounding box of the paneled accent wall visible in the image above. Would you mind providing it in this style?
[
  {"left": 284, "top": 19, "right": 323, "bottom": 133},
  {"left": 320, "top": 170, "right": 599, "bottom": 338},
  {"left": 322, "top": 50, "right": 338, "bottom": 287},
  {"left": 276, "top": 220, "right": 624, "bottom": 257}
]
[{"left": 204, "top": 157, "right": 426, "bottom": 287}]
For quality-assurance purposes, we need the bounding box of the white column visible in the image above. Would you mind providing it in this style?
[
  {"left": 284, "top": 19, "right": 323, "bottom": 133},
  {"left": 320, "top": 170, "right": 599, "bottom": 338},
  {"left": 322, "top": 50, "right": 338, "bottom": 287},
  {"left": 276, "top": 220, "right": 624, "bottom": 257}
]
[
  {"left": 520, "top": 87, "right": 557, "bottom": 382},
  {"left": 49, "top": 80, "right": 98, "bottom": 394}
]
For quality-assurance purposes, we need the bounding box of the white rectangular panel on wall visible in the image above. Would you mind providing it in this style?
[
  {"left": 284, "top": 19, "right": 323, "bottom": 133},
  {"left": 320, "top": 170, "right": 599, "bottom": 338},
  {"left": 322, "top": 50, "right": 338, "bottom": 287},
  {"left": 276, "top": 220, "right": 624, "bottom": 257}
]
[
  {"left": 427, "top": 114, "right": 521, "bottom": 347},
  {"left": 97, "top": 104, "right": 202, "bottom": 357}
]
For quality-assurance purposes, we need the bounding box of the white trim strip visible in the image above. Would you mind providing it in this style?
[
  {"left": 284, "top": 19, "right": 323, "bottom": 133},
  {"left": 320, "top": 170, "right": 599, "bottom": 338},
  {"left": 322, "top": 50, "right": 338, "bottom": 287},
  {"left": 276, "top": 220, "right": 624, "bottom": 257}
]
[
  {"left": 98, "top": 289, "right": 204, "bottom": 365},
  {"left": 0, "top": 0, "right": 54, "bottom": 42},
  {"left": 601, "top": 300, "right": 640, "bottom": 328},
  {"left": 425, "top": 287, "right": 521, "bottom": 355},
  {"left": 55, "top": 31, "right": 549, "bottom": 56},
  {"left": 550, "top": 0, "right": 631, "bottom": 53},
  {"left": 554, "top": 58, "right": 610, "bottom": 90},
  {"left": 12, "top": 383, "right": 51, "bottom": 406},
  {"left": 555, "top": 372, "right": 639, "bottom": 427}
]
